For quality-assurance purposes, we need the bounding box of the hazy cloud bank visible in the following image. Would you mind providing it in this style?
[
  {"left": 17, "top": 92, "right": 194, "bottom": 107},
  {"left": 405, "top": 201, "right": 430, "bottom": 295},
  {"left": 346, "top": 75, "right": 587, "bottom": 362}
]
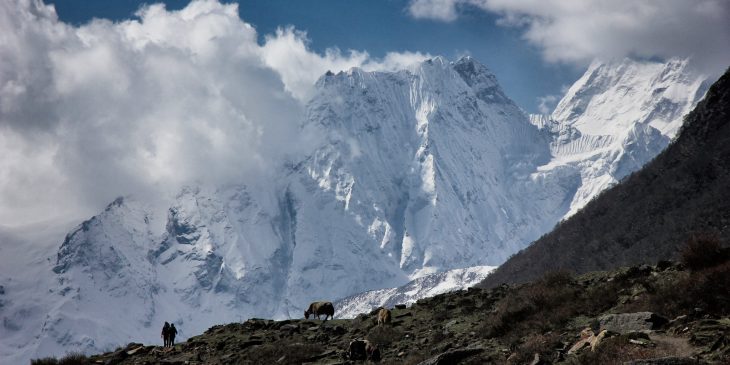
[
  {"left": 0, "top": 0, "right": 429, "bottom": 227},
  {"left": 409, "top": 0, "right": 730, "bottom": 75}
]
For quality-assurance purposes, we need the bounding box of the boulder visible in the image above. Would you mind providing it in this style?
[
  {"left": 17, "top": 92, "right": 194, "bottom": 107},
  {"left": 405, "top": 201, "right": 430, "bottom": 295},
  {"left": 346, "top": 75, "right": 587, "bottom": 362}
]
[
  {"left": 624, "top": 357, "right": 707, "bottom": 365},
  {"left": 568, "top": 328, "right": 595, "bottom": 354},
  {"left": 416, "top": 348, "right": 483, "bottom": 365},
  {"left": 599, "top": 312, "right": 668, "bottom": 333},
  {"left": 529, "top": 353, "right": 547, "bottom": 365},
  {"left": 279, "top": 323, "right": 299, "bottom": 332},
  {"left": 591, "top": 329, "right": 618, "bottom": 351}
]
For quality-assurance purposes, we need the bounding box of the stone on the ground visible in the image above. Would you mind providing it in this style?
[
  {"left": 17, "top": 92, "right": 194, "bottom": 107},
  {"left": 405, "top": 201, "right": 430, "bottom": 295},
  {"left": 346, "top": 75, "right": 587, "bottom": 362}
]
[
  {"left": 416, "top": 347, "right": 484, "bottom": 365},
  {"left": 599, "top": 312, "right": 668, "bottom": 333},
  {"left": 624, "top": 357, "right": 707, "bottom": 365}
]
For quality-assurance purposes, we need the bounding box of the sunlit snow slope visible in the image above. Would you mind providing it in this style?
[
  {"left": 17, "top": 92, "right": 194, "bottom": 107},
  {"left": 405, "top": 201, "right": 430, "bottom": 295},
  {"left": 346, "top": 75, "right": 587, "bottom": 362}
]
[{"left": 334, "top": 265, "right": 495, "bottom": 319}]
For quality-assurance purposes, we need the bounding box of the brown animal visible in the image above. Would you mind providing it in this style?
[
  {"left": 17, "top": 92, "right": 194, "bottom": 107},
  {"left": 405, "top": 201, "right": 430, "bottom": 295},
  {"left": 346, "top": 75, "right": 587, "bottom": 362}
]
[
  {"left": 376, "top": 307, "right": 391, "bottom": 326},
  {"left": 348, "top": 339, "right": 380, "bottom": 361},
  {"left": 304, "top": 301, "right": 335, "bottom": 321},
  {"left": 366, "top": 340, "right": 381, "bottom": 361}
]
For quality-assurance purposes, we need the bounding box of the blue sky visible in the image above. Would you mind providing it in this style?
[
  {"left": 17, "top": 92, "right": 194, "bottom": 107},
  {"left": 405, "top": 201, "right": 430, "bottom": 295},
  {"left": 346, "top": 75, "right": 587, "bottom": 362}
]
[{"left": 49, "top": 0, "right": 581, "bottom": 113}]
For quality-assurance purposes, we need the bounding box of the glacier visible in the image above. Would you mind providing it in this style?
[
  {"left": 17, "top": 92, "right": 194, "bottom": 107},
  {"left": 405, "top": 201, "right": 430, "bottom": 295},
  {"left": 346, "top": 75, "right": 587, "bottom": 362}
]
[
  {"left": 334, "top": 265, "right": 496, "bottom": 319},
  {"left": 0, "top": 56, "right": 708, "bottom": 363}
]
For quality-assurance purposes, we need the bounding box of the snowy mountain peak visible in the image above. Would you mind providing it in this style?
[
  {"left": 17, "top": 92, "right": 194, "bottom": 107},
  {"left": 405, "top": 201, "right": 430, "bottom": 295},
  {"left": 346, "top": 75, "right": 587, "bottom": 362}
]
[
  {"left": 452, "top": 56, "right": 512, "bottom": 105},
  {"left": 534, "top": 57, "right": 707, "bottom": 216},
  {"left": 553, "top": 57, "right": 708, "bottom": 136},
  {"left": 53, "top": 196, "right": 158, "bottom": 276},
  {"left": 315, "top": 56, "right": 511, "bottom": 107}
]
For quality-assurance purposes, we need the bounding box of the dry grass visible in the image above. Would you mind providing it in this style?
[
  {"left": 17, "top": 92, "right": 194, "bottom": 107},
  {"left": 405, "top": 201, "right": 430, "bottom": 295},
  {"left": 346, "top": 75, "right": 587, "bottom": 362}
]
[
  {"left": 479, "top": 270, "right": 620, "bottom": 344},
  {"left": 680, "top": 233, "right": 729, "bottom": 271},
  {"left": 31, "top": 352, "right": 91, "bottom": 365}
]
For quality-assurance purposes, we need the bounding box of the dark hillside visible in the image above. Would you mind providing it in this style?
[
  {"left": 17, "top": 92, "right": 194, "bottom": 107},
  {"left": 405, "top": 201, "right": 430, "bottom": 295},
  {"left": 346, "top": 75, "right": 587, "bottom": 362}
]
[{"left": 481, "top": 67, "right": 730, "bottom": 288}]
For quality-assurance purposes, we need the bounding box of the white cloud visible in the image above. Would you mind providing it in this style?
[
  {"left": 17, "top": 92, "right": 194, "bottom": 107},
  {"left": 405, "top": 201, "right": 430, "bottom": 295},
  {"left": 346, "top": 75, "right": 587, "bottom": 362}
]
[
  {"left": 408, "top": 0, "right": 460, "bottom": 22},
  {"left": 408, "top": 0, "right": 730, "bottom": 75},
  {"left": 260, "top": 27, "right": 430, "bottom": 101},
  {"left": 536, "top": 94, "right": 558, "bottom": 115},
  {"left": 0, "top": 0, "right": 429, "bottom": 227}
]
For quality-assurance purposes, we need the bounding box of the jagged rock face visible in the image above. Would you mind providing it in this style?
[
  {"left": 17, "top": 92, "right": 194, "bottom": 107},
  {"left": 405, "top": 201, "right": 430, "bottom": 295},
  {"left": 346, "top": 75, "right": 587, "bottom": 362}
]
[
  {"left": 305, "top": 56, "right": 554, "bottom": 273},
  {"left": 5, "top": 56, "right": 708, "bottom": 361}
]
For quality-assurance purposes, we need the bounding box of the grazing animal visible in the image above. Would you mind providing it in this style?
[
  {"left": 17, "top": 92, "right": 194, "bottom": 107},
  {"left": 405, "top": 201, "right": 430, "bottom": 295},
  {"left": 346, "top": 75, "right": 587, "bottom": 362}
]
[
  {"left": 366, "top": 340, "right": 381, "bottom": 361},
  {"left": 376, "top": 307, "right": 391, "bottom": 326},
  {"left": 348, "top": 339, "right": 380, "bottom": 361},
  {"left": 304, "top": 301, "right": 335, "bottom": 321}
]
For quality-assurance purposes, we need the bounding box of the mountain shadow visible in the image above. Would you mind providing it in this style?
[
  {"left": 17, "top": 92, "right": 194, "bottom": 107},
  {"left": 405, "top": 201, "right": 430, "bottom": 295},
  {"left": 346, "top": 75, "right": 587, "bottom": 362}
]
[{"left": 480, "top": 66, "right": 730, "bottom": 288}]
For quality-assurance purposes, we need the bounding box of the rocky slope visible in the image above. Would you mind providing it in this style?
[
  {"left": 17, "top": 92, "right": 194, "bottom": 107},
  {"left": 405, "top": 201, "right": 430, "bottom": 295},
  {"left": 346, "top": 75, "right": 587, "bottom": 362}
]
[
  {"left": 481, "top": 65, "right": 730, "bottom": 289},
  {"left": 60, "top": 257, "right": 730, "bottom": 365}
]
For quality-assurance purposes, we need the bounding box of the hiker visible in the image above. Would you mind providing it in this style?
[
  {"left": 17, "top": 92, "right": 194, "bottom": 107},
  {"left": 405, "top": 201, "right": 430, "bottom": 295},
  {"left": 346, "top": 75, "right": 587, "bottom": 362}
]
[
  {"left": 161, "top": 322, "right": 170, "bottom": 347},
  {"left": 169, "top": 323, "right": 178, "bottom": 347}
]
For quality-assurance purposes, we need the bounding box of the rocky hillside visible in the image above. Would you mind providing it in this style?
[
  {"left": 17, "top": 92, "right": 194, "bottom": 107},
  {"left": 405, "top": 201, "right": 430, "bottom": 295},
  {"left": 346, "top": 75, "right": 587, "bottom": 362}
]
[
  {"left": 40, "top": 250, "right": 730, "bottom": 365},
  {"left": 481, "top": 66, "right": 730, "bottom": 288}
]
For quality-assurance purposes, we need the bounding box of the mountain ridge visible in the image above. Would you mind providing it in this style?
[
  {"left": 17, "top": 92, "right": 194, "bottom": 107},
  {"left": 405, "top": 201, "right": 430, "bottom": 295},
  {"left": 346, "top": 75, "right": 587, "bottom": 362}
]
[{"left": 480, "top": 65, "right": 730, "bottom": 288}]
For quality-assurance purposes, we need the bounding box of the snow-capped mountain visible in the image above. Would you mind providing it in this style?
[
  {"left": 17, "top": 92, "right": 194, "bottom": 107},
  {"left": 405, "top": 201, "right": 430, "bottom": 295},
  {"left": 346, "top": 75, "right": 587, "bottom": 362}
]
[
  {"left": 530, "top": 58, "right": 708, "bottom": 216},
  {"left": 330, "top": 58, "right": 708, "bottom": 324},
  {"left": 0, "top": 56, "right": 708, "bottom": 363}
]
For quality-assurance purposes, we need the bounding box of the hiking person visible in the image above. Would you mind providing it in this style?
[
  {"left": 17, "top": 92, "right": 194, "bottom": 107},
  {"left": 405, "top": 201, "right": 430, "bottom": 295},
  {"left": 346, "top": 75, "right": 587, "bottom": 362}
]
[
  {"left": 161, "top": 322, "right": 170, "bottom": 347},
  {"left": 169, "top": 323, "right": 178, "bottom": 347}
]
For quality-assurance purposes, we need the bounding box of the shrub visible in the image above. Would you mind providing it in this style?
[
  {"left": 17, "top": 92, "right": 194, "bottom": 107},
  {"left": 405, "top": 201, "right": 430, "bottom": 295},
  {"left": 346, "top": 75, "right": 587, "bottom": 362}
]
[
  {"left": 367, "top": 326, "right": 403, "bottom": 347},
  {"left": 680, "top": 233, "right": 729, "bottom": 271},
  {"left": 479, "top": 269, "right": 625, "bottom": 344},
  {"left": 31, "top": 358, "right": 59, "bottom": 365},
  {"left": 510, "top": 332, "right": 561, "bottom": 364},
  {"left": 646, "top": 261, "right": 730, "bottom": 317},
  {"left": 31, "top": 352, "right": 91, "bottom": 365},
  {"left": 480, "top": 270, "right": 579, "bottom": 340},
  {"left": 58, "top": 352, "right": 90, "bottom": 365}
]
